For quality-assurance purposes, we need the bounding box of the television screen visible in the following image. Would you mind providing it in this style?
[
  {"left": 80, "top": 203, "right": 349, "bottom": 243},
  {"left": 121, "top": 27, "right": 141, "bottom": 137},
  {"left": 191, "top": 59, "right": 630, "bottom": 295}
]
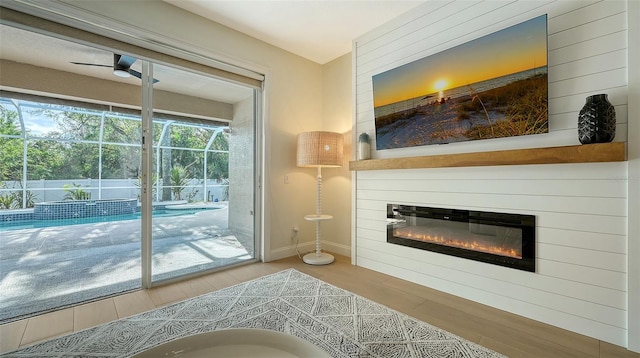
[{"left": 372, "top": 14, "right": 548, "bottom": 150}]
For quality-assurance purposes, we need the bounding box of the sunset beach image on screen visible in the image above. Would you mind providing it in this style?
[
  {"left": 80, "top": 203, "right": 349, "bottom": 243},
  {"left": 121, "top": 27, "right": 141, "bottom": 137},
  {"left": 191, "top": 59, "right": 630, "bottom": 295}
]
[{"left": 372, "top": 14, "right": 548, "bottom": 150}]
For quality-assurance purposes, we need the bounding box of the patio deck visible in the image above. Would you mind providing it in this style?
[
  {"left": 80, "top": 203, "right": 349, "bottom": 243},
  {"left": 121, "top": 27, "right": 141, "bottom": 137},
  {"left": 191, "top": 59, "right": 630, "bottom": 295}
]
[{"left": 0, "top": 206, "right": 254, "bottom": 324}]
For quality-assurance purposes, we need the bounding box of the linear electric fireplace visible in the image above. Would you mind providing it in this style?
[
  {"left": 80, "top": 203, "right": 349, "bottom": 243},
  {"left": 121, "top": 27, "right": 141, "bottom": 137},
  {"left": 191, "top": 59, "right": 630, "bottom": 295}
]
[{"left": 387, "top": 204, "right": 535, "bottom": 272}]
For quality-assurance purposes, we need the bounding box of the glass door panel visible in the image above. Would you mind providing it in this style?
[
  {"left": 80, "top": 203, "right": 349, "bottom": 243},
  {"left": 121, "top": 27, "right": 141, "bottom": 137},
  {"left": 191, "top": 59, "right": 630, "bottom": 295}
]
[
  {"left": 149, "top": 63, "right": 256, "bottom": 283},
  {"left": 0, "top": 26, "right": 144, "bottom": 322},
  {"left": 0, "top": 105, "right": 146, "bottom": 321}
]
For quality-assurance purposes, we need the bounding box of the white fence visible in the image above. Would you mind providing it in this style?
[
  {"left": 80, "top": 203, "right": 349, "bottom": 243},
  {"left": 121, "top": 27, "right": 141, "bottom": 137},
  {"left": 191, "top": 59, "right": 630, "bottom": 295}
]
[{"left": 0, "top": 179, "right": 228, "bottom": 205}]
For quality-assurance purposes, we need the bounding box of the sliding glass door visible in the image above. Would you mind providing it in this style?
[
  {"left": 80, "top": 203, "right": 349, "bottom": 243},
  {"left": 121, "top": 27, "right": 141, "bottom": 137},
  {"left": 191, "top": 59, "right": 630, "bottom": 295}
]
[
  {"left": 147, "top": 62, "right": 257, "bottom": 283},
  {"left": 0, "top": 22, "right": 260, "bottom": 322}
]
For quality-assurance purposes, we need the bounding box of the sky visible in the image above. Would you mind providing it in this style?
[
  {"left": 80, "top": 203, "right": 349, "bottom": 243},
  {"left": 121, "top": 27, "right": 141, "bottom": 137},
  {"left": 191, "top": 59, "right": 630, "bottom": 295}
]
[{"left": 372, "top": 15, "right": 548, "bottom": 108}]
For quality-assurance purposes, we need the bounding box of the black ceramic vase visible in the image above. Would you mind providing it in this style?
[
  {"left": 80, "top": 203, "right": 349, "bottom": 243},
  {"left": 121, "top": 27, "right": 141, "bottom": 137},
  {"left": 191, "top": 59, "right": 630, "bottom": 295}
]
[{"left": 578, "top": 94, "right": 616, "bottom": 144}]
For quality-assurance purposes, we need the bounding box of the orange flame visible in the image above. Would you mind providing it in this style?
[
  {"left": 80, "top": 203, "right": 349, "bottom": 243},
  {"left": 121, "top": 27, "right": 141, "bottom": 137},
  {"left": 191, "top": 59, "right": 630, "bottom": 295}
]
[{"left": 394, "top": 228, "right": 522, "bottom": 259}]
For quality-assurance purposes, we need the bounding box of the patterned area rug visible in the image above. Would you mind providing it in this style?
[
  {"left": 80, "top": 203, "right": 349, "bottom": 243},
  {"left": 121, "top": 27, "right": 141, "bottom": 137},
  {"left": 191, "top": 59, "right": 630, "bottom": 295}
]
[{"left": 2, "top": 269, "right": 506, "bottom": 357}]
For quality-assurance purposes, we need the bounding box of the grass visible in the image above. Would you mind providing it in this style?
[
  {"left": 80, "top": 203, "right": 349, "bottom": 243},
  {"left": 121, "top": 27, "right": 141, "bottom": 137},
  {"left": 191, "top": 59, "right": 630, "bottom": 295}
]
[
  {"left": 374, "top": 108, "right": 418, "bottom": 135},
  {"left": 461, "top": 74, "right": 548, "bottom": 140}
]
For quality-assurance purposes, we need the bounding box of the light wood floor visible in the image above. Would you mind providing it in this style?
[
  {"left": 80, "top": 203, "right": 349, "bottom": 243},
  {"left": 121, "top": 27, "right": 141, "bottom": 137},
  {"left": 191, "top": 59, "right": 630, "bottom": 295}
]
[{"left": 1, "top": 254, "right": 638, "bottom": 357}]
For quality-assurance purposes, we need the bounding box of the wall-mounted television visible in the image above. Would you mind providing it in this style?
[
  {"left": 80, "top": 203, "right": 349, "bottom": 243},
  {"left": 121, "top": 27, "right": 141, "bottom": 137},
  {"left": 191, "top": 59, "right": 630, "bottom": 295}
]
[{"left": 372, "top": 14, "right": 548, "bottom": 150}]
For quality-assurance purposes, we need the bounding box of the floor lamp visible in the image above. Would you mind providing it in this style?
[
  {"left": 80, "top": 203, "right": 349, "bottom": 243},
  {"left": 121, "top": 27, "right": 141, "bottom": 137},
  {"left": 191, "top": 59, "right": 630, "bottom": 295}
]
[{"left": 296, "top": 131, "right": 343, "bottom": 265}]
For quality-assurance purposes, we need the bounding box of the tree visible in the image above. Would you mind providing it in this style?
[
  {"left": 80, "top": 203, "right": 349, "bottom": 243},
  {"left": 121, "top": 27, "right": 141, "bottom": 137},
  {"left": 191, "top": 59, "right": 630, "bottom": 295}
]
[
  {"left": 168, "top": 124, "right": 212, "bottom": 177},
  {"left": 169, "top": 165, "right": 189, "bottom": 200},
  {"left": 102, "top": 116, "right": 142, "bottom": 179},
  {"left": 2, "top": 99, "right": 230, "bottom": 203},
  {"left": 160, "top": 123, "right": 173, "bottom": 201},
  {"left": 33, "top": 107, "right": 142, "bottom": 180},
  {"left": 207, "top": 131, "right": 229, "bottom": 180},
  {"left": 157, "top": 121, "right": 216, "bottom": 200},
  {"left": 26, "top": 140, "right": 64, "bottom": 180},
  {"left": 0, "top": 105, "right": 24, "bottom": 181}
]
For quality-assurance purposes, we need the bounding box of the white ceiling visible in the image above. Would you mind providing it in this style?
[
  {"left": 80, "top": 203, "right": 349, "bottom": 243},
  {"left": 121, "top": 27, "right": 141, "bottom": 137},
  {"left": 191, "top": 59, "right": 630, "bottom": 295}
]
[{"left": 164, "top": 0, "right": 426, "bottom": 64}]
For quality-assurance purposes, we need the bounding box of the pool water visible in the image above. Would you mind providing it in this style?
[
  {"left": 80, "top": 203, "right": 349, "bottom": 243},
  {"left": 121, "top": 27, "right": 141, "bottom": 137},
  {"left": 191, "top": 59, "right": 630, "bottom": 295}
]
[{"left": 0, "top": 209, "right": 213, "bottom": 232}]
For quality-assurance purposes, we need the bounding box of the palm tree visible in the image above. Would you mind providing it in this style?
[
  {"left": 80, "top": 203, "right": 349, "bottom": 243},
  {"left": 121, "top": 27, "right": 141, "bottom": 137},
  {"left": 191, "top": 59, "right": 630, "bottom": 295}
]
[{"left": 170, "top": 165, "right": 189, "bottom": 201}]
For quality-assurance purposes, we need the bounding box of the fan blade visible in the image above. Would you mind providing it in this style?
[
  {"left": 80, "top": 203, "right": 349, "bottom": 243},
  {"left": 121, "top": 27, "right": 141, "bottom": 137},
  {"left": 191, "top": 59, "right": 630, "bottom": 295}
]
[
  {"left": 128, "top": 69, "right": 159, "bottom": 83},
  {"left": 116, "top": 54, "right": 137, "bottom": 68},
  {"left": 128, "top": 69, "right": 141, "bottom": 79},
  {"left": 70, "top": 62, "right": 111, "bottom": 67}
]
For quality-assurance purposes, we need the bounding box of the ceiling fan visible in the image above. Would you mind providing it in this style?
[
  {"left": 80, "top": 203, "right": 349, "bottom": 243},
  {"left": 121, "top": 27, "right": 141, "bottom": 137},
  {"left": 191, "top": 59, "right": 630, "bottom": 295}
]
[{"left": 71, "top": 54, "right": 158, "bottom": 83}]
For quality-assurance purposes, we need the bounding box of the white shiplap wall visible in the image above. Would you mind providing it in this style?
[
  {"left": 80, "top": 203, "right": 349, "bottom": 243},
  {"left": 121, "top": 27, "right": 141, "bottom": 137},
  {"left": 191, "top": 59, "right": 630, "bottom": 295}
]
[{"left": 353, "top": 0, "right": 629, "bottom": 347}]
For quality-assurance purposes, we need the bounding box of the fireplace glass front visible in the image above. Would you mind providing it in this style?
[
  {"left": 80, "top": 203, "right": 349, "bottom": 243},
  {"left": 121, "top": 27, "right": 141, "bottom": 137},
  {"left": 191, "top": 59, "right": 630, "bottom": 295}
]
[{"left": 387, "top": 204, "right": 535, "bottom": 272}]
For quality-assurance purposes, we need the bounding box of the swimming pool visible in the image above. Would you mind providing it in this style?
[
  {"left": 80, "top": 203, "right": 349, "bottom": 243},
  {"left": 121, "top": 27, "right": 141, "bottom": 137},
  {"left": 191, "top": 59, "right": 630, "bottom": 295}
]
[{"left": 0, "top": 208, "right": 217, "bottom": 232}]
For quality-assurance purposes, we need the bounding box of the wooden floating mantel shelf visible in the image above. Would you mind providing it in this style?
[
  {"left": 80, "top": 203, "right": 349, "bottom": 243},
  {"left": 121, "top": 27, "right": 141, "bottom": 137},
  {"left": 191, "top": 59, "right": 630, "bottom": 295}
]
[{"left": 349, "top": 142, "right": 626, "bottom": 171}]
